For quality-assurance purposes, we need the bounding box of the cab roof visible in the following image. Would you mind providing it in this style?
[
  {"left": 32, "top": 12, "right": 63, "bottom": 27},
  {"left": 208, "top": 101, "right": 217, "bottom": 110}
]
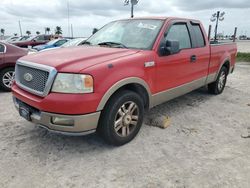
[{"left": 118, "top": 17, "right": 201, "bottom": 23}]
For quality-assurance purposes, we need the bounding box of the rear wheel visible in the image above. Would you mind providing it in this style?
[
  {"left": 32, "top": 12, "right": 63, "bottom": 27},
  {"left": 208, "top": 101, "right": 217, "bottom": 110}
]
[
  {"left": 0, "top": 67, "right": 15, "bottom": 92},
  {"left": 98, "top": 90, "right": 144, "bottom": 146},
  {"left": 208, "top": 66, "right": 228, "bottom": 94}
]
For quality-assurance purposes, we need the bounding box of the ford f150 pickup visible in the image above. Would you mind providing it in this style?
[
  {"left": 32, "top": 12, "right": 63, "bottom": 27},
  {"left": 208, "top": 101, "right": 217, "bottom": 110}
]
[{"left": 12, "top": 17, "right": 237, "bottom": 145}]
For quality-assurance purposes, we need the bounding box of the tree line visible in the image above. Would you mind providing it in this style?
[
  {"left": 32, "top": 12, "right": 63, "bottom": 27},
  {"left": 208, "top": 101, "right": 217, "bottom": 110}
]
[{"left": 0, "top": 26, "right": 63, "bottom": 36}]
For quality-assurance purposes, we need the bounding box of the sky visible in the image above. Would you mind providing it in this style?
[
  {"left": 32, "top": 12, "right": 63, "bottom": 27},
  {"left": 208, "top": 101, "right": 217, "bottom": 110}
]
[{"left": 0, "top": 0, "right": 249, "bottom": 37}]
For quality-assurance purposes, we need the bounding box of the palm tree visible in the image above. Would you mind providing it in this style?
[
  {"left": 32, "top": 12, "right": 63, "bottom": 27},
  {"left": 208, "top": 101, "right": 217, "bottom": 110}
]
[
  {"left": 55, "top": 26, "right": 62, "bottom": 35},
  {"left": 26, "top": 31, "right": 31, "bottom": 36},
  {"left": 45, "top": 27, "right": 50, "bottom": 34},
  {"left": 36, "top": 31, "right": 40, "bottom": 35},
  {"left": 0, "top": 29, "right": 4, "bottom": 40},
  {"left": 0, "top": 28, "right": 5, "bottom": 36},
  {"left": 92, "top": 28, "right": 98, "bottom": 35}
]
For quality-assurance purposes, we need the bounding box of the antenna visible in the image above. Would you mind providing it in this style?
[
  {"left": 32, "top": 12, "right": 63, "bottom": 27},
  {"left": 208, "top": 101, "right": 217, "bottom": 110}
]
[
  {"left": 67, "top": 0, "right": 70, "bottom": 38},
  {"left": 18, "top": 20, "right": 23, "bottom": 37}
]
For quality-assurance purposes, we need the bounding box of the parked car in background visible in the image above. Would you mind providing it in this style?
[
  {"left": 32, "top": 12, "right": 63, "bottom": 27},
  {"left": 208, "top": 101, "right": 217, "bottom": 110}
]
[
  {"left": 12, "top": 17, "right": 237, "bottom": 145},
  {"left": 33, "top": 38, "right": 69, "bottom": 51},
  {"left": 4, "top": 36, "right": 20, "bottom": 43},
  {"left": 0, "top": 42, "right": 28, "bottom": 91},
  {"left": 11, "top": 34, "right": 53, "bottom": 48},
  {"left": 18, "top": 36, "right": 32, "bottom": 41},
  {"left": 4, "top": 36, "right": 32, "bottom": 43},
  {"left": 62, "top": 37, "right": 88, "bottom": 47},
  {"left": 39, "top": 38, "right": 88, "bottom": 52}
]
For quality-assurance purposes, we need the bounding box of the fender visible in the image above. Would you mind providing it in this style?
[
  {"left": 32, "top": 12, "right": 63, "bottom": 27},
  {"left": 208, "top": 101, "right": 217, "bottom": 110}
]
[
  {"left": 215, "top": 57, "right": 230, "bottom": 79},
  {"left": 0, "top": 62, "right": 16, "bottom": 70},
  {"left": 96, "top": 77, "right": 152, "bottom": 111}
]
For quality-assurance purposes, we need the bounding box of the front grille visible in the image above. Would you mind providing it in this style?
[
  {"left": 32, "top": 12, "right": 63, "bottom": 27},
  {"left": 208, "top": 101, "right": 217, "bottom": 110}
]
[
  {"left": 15, "top": 61, "right": 57, "bottom": 97},
  {"left": 16, "top": 64, "right": 49, "bottom": 92}
]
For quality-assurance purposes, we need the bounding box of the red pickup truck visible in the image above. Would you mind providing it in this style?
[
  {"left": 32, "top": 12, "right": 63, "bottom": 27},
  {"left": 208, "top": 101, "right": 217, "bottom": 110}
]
[
  {"left": 11, "top": 35, "right": 53, "bottom": 48},
  {"left": 12, "top": 17, "right": 237, "bottom": 145}
]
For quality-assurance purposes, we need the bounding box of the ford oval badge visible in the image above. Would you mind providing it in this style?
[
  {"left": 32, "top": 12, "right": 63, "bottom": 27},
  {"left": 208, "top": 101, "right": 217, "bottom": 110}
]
[{"left": 24, "top": 73, "right": 33, "bottom": 82}]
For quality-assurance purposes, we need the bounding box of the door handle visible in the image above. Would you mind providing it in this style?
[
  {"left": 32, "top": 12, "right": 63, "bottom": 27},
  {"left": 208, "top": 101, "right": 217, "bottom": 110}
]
[{"left": 190, "top": 55, "right": 197, "bottom": 63}]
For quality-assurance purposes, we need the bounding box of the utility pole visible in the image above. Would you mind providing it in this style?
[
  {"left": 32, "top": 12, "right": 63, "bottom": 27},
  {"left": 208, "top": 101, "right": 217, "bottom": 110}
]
[
  {"left": 67, "top": 0, "right": 70, "bottom": 38},
  {"left": 210, "top": 11, "right": 225, "bottom": 41},
  {"left": 18, "top": 20, "right": 23, "bottom": 37},
  {"left": 71, "top": 24, "right": 73, "bottom": 38},
  {"left": 124, "top": 0, "right": 139, "bottom": 18}
]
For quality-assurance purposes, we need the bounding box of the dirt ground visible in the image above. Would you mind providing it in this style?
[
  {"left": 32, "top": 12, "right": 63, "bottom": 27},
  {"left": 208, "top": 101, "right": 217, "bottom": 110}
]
[
  {"left": 237, "top": 41, "right": 250, "bottom": 53},
  {"left": 0, "top": 63, "right": 250, "bottom": 188}
]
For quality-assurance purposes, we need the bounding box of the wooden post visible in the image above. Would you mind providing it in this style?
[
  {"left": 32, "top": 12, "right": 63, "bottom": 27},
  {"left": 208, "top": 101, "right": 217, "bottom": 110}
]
[
  {"left": 233, "top": 27, "right": 237, "bottom": 42},
  {"left": 208, "top": 25, "right": 212, "bottom": 41}
]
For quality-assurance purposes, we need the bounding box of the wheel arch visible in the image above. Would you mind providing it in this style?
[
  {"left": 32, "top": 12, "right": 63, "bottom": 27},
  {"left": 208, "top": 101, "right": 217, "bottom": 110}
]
[
  {"left": 221, "top": 60, "right": 230, "bottom": 75},
  {"left": 215, "top": 58, "right": 231, "bottom": 79},
  {"left": 97, "top": 77, "right": 152, "bottom": 111},
  {"left": 0, "top": 63, "right": 15, "bottom": 71}
]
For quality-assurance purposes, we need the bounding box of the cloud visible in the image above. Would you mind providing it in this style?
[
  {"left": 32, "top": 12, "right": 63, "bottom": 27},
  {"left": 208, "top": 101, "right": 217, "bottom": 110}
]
[
  {"left": 173, "top": 0, "right": 250, "bottom": 11},
  {"left": 0, "top": 0, "right": 249, "bottom": 37}
]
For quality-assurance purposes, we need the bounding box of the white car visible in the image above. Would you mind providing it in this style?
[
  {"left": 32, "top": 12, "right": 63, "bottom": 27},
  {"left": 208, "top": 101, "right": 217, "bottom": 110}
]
[{"left": 39, "top": 37, "right": 88, "bottom": 52}]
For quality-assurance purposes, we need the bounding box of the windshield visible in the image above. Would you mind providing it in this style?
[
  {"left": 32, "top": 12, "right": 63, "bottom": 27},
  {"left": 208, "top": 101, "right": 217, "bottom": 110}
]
[
  {"left": 46, "top": 39, "right": 59, "bottom": 45},
  {"left": 62, "top": 38, "right": 86, "bottom": 47},
  {"left": 86, "top": 19, "right": 164, "bottom": 50},
  {"left": 20, "top": 36, "right": 30, "bottom": 41}
]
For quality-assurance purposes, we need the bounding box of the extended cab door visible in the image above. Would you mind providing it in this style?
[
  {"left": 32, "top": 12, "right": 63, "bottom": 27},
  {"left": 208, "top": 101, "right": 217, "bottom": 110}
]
[{"left": 155, "top": 20, "right": 210, "bottom": 93}]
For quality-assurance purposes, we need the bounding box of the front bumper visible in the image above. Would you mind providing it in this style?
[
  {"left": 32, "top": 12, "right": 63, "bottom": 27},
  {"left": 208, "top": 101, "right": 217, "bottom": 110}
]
[{"left": 13, "top": 97, "right": 101, "bottom": 135}]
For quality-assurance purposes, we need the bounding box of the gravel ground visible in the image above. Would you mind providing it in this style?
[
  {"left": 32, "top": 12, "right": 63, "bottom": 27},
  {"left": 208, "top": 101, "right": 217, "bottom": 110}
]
[
  {"left": 0, "top": 63, "right": 250, "bottom": 188},
  {"left": 237, "top": 41, "right": 250, "bottom": 53}
]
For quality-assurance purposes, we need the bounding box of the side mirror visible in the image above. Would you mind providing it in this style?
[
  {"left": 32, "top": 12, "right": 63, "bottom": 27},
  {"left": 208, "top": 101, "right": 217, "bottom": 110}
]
[{"left": 159, "top": 40, "right": 180, "bottom": 56}]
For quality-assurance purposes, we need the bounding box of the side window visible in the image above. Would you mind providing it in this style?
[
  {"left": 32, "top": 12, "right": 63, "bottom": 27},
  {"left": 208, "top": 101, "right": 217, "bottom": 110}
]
[
  {"left": 55, "top": 40, "right": 67, "bottom": 46},
  {"left": 166, "top": 24, "right": 191, "bottom": 49},
  {"left": 192, "top": 24, "right": 205, "bottom": 48},
  {"left": 44, "top": 35, "right": 51, "bottom": 40},
  {"left": 36, "top": 35, "right": 45, "bottom": 41},
  {"left": 0, "top": 44, "right": 5, "bottom": 53}
]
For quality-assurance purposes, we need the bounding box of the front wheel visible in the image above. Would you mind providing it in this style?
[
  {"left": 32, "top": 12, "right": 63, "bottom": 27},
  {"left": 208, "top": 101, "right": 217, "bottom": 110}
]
[
  {"left": 208, "top": 66, "right": 228, "bottom": 94},
  {"left": 98, "top": 90, "right": 144, "bottom": 146},
  {"left": 0, "top": 67, "right": 15, "bottom": 92}
]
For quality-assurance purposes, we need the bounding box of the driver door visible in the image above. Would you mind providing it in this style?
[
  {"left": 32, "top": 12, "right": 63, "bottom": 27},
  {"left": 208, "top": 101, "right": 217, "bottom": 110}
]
[{"left": 155, "top": 22, "right": 196, "bottom": 93}]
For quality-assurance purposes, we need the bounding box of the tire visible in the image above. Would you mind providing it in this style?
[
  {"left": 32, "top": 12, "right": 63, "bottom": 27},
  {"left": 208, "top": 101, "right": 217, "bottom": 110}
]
[
  {"left": 208, "top": 66, "right": 228, "bottom": 95},
  {"left": 0, "top": 67, "right": 15, "bottom": 92},
  {"left": 98, "top": 90, "right": 144, "bottom": 146}
]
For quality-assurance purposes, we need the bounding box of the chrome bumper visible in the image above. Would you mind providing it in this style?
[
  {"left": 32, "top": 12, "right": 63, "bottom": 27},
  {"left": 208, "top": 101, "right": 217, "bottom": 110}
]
[{"left": 13, "top": 97, "right": 101, "bottom": 136}]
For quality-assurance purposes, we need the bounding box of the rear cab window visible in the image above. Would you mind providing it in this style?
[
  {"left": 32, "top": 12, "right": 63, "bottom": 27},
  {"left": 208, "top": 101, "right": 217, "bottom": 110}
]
[{"left": 190, "top": 23, "right": 206, "bottom": 48}]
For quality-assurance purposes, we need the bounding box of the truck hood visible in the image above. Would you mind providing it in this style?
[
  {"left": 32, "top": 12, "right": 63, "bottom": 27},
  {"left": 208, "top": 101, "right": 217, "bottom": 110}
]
[{"left": 20, "top": 46, "right": 140, "bottom": 72}]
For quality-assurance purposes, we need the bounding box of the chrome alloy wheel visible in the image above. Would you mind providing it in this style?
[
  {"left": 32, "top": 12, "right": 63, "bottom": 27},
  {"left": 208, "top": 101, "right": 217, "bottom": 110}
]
[
  {"left": 2, "top": 71, "right": 15, "bottom": 88},
  {"left": 218, "top": 71, "right": 226, "bottom": 91},
  {"left": 114, "top": 101, "right": 139, "bottom": 137}
]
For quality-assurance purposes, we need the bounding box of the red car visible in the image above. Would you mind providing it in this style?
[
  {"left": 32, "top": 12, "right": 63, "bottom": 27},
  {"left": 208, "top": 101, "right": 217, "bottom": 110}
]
[
  {"left": 12, "top": 17, "right": 237, "bottom": 145},
  {"left": 0, "top": 42, "right": 28, "bottom": 91},
  {"left": 11, "top": 35, "right": 53, "bottom": 48}
]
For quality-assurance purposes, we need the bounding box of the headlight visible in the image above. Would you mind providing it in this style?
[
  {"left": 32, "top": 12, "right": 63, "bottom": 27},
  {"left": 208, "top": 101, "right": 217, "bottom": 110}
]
[{"left": 52, "top": 73, "right": 93, "bottom": 93}]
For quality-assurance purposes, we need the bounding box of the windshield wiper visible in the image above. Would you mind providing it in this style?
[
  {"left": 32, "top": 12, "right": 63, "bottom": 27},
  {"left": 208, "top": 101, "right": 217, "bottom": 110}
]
[{"left": 97, "top": 42, "right": 128, "bottom": 49}]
